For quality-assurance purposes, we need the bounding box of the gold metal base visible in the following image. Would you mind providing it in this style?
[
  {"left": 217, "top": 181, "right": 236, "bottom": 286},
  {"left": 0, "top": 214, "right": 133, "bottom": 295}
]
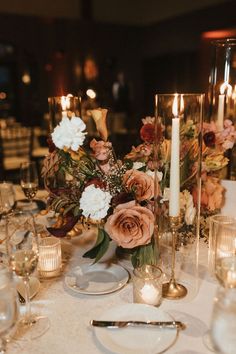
[{"left": 162, "top": 279, "right": 187, "bottom": 299}]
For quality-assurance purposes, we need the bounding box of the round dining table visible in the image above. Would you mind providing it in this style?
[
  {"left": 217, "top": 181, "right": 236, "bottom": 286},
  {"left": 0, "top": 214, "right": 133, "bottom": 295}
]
[{"left": 8, "top": 187, "right": 217, "bottom": 354}]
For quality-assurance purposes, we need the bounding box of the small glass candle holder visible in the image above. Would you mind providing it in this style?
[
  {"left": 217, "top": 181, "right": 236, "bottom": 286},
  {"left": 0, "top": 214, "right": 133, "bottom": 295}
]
[
  {"left": 38, "top": 237, "right": 62, "bottom": 278},
  {"left": 208, "top": 215, "right": 236, "bottom": 280},
  {"left": 133, "top": 265, "right": 162, "bottom": 306}
]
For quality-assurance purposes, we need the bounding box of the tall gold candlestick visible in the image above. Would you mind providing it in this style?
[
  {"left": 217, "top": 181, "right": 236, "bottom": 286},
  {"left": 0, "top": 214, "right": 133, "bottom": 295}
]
[{"left": 162, "top": 216, "right": 187, "bottom": 299}]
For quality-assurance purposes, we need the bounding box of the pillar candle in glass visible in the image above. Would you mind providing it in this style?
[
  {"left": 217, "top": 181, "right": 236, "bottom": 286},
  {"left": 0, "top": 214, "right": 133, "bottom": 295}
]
[
  {"left": 133, "top": 265, "right": 162, "bottom": 306},
  {"left": 38, "top": 237, "right": 62, "bottom": 278}
]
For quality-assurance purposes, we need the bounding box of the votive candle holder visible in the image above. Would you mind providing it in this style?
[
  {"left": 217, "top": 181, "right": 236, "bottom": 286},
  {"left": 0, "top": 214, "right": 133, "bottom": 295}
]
[
  {"left": 133, "top": 265, "right": 162, "bottom": 306},
  {"left": 38, "top": 236, "right": 62, "bottom": 278}
]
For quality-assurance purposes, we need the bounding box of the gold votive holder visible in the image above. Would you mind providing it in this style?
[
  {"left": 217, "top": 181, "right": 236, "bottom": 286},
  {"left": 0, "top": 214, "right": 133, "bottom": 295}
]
[
  {"left": 133, "top": 265, "right": 162, "bottom": 306},
  {"left": 38, "top": 237, "right": 62, "bottom": 278}
]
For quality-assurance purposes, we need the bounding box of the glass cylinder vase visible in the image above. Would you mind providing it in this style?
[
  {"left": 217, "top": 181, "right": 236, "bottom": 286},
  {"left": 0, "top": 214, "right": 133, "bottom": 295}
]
[
  {"left": 154, "top": 93, "right": 204, "bottom": 301},
  {"left": 48, "top": 95, "right": 82, "bottom": 131},
  {"left": 208, "top": 38, "right": 236, "bottom": 179}
]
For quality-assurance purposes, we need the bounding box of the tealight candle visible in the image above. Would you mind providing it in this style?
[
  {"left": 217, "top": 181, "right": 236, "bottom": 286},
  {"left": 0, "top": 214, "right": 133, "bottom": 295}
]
[
  {"left": 133, "top": 265, "right": 162, "bottom": 306},
  {"left": 38, "top": 236, "right": 62, "bottom": 278}
]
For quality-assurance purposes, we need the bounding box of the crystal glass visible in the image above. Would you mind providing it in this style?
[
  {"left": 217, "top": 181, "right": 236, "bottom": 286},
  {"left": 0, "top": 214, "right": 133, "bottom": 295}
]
[
  {"left": 20, "top": 161, "right": 39, "bottom": 207},
  {"left": 207, "top": 38, "right": 236, "bottom": 179},
  {"left": 210, "top": 287, "right": 236, "bottom": 354},
  {"left": 0, "top": 182, "right": 15, "bottom": 216},
  {"left": 0, "top": 264, "right": 19, "bottom": 353},
  {"left": 38, "top": 236, "right": 62, "bottom": 278},
  {"left": 155, "top": 93, "right": 204, "bottom": 301},
  {"left": 6, "top": 210, "right": 49, "bottom": 339},
  {"left": 48, "top": 95, "right": 82, "bottom": 131},
  {"left": 133, "top": 265, "right": 162, "bottom": 306},
  {"left": 208, "top": 215, "right": 236, "bottom": 285}
]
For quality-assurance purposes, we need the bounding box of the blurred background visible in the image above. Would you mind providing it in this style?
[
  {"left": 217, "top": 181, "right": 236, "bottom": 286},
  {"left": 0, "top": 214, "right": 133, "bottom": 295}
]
[{"left": 0, "top": 0, "right": 236, "bottom": 165}]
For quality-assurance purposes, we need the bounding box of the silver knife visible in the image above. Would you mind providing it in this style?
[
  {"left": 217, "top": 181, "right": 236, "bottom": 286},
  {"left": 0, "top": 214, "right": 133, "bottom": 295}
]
[{"left": 90, "top": 320, "right": 185, "bottom": 330}]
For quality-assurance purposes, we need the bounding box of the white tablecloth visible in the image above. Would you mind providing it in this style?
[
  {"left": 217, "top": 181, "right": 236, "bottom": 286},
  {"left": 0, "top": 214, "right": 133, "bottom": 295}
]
[{"left": 8, "top": 187, "right": 218, "bottom": 354}]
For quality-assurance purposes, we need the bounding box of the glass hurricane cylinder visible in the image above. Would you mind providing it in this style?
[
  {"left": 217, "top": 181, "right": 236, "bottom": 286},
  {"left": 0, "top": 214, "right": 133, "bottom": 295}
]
[
  {"left": 154, "top": 93, "right": 204, "bottom": 301},
  {"left": 208, "top": 38, "right": 236, "bottom": 179},
  {"left": 48, "top": 95, "right": 82, "bottom": 131}
]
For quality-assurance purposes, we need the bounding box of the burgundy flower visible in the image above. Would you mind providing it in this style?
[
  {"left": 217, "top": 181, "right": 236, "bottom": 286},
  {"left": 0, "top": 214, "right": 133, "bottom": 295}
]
[
  {"left": 111, "top": 192, "right": 133, "bottom": 207},
  {"left": 47, "top": 137, "right": 56, "bottom": 153},
  {"left": 203, "top": 131, "right": 216, "bottom": 147},
  {"left": 85, "top": 178, "right": 106, "bottom": 189},
  {"left": 140, "top": 124, "right": 155, "bottom": 143}
]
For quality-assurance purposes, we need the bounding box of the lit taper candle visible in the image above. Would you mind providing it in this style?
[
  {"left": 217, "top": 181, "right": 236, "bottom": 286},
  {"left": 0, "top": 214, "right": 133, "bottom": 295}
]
[{"left": 169, "top": 94, "right": 181, "bottom": 217}]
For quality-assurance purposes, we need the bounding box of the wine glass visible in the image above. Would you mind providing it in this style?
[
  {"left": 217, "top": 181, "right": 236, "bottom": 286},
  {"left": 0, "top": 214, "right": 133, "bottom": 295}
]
[
  {"left": 20, "top": 162, "right": 39, "bottom": 208},
  {"left": 0, "top": 264, "right": 19, "bottom": 353},
  {"left": 0, "top": 182, "right": 15, "bottom": 216},
  {"left": 203, "top": 216, "right": 236, "bottom": 351},
  {"left": 210, "top": 287, "right": 236, "bottom": 354},
  {"left": 6, "top": 210, "right": 49, "bottom": 339}
]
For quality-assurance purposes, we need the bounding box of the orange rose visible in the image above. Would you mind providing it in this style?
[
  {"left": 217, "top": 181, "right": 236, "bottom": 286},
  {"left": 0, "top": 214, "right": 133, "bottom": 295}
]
[
  {"left": 123, "top": 169, "right": 154, "bottom": 201},
  {"left": 104, "top": 201, "right": 154, "bottom": 249}
]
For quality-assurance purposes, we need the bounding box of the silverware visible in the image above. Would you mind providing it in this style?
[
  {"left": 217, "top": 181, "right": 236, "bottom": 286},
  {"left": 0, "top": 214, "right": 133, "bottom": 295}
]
[
  {"left": 17, "top": 291, "right": 25, "bottom": 304},
  {"left": 90, "top": 320, "right": 186, "bottom": 330}
]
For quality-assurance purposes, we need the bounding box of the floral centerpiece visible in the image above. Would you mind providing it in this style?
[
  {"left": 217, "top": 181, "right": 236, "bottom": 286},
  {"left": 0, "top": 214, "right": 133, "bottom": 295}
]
[
  {"left": 42, "top": 108, "right": 236, "bottom": 265},
  {"left": 42, "top": 109, "right": 157, "bottom": 267}
]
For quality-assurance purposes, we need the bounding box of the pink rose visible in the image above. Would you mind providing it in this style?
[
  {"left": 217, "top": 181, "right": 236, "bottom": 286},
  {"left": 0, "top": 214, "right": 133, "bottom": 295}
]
[
  {"left": 123, "top": 169, "right": 154, "bottom": 201},
  {"left": 104, "top": 201, "right": 154, "bottom": 249},
  {"left": 90, "top": 139, "right": 112, "bottom": 161}
]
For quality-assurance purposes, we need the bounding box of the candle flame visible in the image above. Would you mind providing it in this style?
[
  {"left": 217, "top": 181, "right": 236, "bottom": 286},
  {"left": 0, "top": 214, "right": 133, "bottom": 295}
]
[
  {"left": 172, "top": 93, "right": 178, "bottom": 117},
  {"left": 61, "top": 94, "right": 73, "bottom": 111},
  {"left": 220, "top": 82, "right": 232, "bottom": 96}
]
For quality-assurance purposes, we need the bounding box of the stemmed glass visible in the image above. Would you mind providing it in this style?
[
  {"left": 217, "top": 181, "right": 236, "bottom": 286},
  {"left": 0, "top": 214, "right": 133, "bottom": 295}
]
[
  {"left": 203, "top": 216, "right": 236, "bottom": 351},
  {"left": 210, "top": 287, "right": 236, "bottom": 354},
  {"left": 6, "top": 210, "right": 49, "bottom": 339},
  {"left": 0, "top": 183, "right": 15, "bottom": 217},
  {"left": 0, "top": 264, "right": 19, "bottom": 353},
  {"left": 20, "top": 162, "right": 39, "bottom": 208}
]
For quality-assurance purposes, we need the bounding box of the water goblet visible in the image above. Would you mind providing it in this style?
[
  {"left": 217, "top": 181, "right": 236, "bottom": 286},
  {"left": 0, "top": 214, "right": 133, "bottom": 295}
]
[
  {"left": 6, "top": 210, "right": 49, "bottom": 340},
  {"left": 0, "top": 183, "right": 15, "bottom": 217},
  {"left": 210, "top": 287, "right": 236, "bottom": 354},
  {"left": 0, "top": 264, "right": 19, "bottom": 353},
  {"left": 20, "top": 162, "right": 39, "bottom": 208}
]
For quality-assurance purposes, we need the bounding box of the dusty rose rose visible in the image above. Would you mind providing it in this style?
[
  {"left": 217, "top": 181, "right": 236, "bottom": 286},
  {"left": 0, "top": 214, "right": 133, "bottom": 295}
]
[
  {"left": 104, "top": 201, "right": 154, "bottom": 249},
  {"left": 88, "top": 108, "right": 108, "bottom": 141},
  {"left": 90, "top": 139, "right": 112, "bottom": 161},
  {"left": 204, "top": 176, "right": 225, "bottom": 211},
  {"left": 123, "top": 169, "right": 154, "bottom": 201},
  {"left": 125, "top": 143, "right": 153, "bottom": 161}
]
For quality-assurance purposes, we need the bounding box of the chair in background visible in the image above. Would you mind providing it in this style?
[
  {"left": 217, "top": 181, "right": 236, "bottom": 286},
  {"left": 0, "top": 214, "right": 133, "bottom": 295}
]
[{"left": 0, "top": 127, "right": 33, "bottom": 182}]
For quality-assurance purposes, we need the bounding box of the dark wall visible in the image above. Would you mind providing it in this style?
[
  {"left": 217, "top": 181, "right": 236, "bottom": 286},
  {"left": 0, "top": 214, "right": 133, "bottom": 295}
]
[{"left": 0, "top": 0, "right": 236, "bottom": 127}]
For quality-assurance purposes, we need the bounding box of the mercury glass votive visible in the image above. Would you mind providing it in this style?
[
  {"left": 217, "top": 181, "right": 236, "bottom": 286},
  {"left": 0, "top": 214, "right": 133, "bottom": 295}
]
[
  {"left": 38, "top": 237, "right": 62, "bottom": 278},
  {"left": 133, "top": 265, "right": 162, "bottom": 306}
]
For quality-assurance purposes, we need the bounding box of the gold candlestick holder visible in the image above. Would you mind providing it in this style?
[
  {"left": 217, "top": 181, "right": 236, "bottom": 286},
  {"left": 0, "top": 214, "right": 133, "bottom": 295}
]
[{"left": 162, "top": 216, "right": 187, "bottom": 299}]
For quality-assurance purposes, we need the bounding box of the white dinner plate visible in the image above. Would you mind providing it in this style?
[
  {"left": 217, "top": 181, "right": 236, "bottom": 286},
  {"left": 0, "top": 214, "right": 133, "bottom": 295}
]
[
  {"left": 65, "top": 263, "right": 129, "bottom": 295},
  {"left": 93, "top": 303, "right": 178, "bottom": 354}
]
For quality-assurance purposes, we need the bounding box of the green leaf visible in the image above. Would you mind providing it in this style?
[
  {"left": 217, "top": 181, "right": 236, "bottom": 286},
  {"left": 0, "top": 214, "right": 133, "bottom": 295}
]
[
  {"left": 131, "top": 238, "right": 158, "bottom": 268},
  {"left": 83, "top": 229, "right": 110, "bottom": 262},
  {"left": 63, "top": 203, "right": 76, "bottom": 216},
  {"left": 73, "top": 206, "right": 82, "bottom": 217}
]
